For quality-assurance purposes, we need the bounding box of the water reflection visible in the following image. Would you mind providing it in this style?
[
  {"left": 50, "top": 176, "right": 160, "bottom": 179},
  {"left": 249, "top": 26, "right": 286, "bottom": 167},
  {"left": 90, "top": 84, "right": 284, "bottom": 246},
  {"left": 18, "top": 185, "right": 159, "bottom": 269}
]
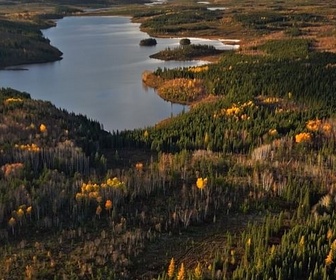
[{"left": 0, "top": 16, "right": 237, "bottom": 132}]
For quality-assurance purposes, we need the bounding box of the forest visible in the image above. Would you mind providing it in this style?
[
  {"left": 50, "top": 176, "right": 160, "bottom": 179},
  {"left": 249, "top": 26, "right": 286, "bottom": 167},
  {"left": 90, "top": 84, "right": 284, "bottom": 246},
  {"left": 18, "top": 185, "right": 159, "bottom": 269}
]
[
  {"left": 1, "top": 0, "right": 336, "bottom": 279},
  {"left": 0, "top": 18, "right": 63, "bottom": 68},
  {"left": 149, "top": 44, "right": 225, "bottom": 61}
]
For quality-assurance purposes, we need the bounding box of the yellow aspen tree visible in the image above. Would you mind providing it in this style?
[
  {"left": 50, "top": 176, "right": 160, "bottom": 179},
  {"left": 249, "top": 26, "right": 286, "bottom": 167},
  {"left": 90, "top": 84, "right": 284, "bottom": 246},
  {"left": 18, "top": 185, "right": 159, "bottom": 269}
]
[
  {"left": 26, "top": 206, "right": 32, "bottom": 215},
  {"left": 8, "top": 217, "right": 16, "bottom": 234},
  {"left": 326, "top": 250, "right": 333, "bottom": 266},
  {"left": 194, "top": 262, "right": 202, "bottom": 279},
  {"left": 331, "top": 240, "right": 336, "bottom": 251},
  {"left": 327, "top": 229, "right": 333, "bottom": 240},
  {"left": 17, "top": 208, "right": 24, "bottom": 225},
  {"left": 135, "top": 162, "right": 143, "bottom": 171},
  {"left": 39, "top": 124, "right": 47, "bottom": 133},
  {"left": 196, "top": 178, "right": 207, "bottom": 190},
  {"left": 105, "top": 200, "right": 112, "bottom": 212},
  {"left": 177, "top": 263, "right": 186, "bottom": 280},
  {"left": 167, "top": 257, "right": 175, "bottom": 278},
  {"left": 295, "top": 132, "right": 312, "bottom": 143}
]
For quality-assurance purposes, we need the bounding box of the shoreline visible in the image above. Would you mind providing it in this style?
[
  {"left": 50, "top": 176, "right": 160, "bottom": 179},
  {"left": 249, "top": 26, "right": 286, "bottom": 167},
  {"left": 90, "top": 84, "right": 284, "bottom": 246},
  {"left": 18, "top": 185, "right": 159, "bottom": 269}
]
[
  {"left": 0, "top": 12, "right": 239, "bottom": 129},
  {"left": 0, "top": 11, "right": 239, "bottom": 69},
  {"left": 0, "top": 12, "right": 237, "bottom": 131},
  {"left": 1, "top": 14, "right": 208, "bottom": 132},
  {"left": 0, "top": 57, "right": 63, "bottom": 71}
]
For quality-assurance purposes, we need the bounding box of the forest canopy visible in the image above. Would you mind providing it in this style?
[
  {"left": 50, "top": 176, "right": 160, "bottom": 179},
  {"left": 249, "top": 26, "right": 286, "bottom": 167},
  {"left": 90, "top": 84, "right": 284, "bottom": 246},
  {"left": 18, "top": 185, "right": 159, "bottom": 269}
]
[{"left": 1, "top": 0, "right": 336, "bottom": 279}]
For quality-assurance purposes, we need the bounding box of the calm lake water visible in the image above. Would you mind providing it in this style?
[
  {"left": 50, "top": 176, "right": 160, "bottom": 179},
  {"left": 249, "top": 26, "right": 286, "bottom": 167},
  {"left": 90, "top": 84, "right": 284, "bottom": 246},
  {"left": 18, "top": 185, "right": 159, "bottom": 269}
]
[{"left": 0, "top": 16, "right": 237, "bottom": 131}]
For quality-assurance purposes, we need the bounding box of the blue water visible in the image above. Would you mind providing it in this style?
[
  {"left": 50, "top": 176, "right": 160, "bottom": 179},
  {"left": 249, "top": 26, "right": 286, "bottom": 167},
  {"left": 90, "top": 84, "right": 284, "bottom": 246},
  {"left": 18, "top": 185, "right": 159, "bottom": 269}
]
[{"left": 0, "top": 16, "right": 233, "bottom": 131}]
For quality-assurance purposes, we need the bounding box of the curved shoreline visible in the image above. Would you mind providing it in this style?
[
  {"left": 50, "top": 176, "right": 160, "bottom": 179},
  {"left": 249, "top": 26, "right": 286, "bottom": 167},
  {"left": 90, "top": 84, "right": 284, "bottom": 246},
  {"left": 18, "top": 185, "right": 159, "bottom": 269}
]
[
  {"left": 0, "top": 12, "right": 239, "bottom": 130},
  {"left": 1, "top": 15, "right": 210, "bottom": 131},
  {"left": 1, "top": 10, "right": 239, "bottom": 69},
  {"left": 0, "top": 13, "right": 235, "bottom": 132}
]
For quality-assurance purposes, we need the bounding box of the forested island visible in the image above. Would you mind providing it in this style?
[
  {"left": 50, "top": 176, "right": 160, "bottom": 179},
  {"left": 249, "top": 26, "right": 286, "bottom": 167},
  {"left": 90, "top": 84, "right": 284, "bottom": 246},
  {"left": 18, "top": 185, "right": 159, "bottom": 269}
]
[
  {"left": 1, "top": 0, "right": 336, "bottom": 279},
  {"left": 139, "top": 37, "right": 157, "bottom": 46},
  {"left": 149, "top": 44, "right": 225, "bottom": 61}
]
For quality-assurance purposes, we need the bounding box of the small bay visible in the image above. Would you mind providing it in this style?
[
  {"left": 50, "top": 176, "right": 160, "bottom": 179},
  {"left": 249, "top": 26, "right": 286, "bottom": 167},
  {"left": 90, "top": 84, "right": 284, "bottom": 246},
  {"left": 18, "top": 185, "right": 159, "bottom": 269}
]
[{"left": 0, "top": 16, "right": 236, "bottom": 132}]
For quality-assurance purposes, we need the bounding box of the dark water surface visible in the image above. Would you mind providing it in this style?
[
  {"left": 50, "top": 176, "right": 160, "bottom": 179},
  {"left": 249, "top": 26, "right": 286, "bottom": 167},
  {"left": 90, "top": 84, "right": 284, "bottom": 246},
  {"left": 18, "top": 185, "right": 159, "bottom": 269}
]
[{"left": 0, "top": 16, "right": 236, "bottom": 131}]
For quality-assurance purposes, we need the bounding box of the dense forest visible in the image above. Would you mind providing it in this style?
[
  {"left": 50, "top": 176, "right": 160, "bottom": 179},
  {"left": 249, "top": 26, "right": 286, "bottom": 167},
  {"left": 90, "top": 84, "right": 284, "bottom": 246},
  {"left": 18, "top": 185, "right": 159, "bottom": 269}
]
[
  {"left": 1, "top": 0, "right": 336, "bottom": 279},
  {"left": 0, "top": 18, "right": 63, "bottom": 68},
  {"left": 0, "top": 5, "right": 85, "bottom": 68},
  {"left": 149, "top": 44, "right": 225, "bottom": 61}
]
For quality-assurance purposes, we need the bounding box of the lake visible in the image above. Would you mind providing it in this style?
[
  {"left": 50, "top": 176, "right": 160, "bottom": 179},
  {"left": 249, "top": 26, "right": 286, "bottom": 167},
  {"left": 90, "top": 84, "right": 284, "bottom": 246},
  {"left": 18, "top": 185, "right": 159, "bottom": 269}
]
[{"left": 0, "top": 16, "right": 238, "bottom": 132}]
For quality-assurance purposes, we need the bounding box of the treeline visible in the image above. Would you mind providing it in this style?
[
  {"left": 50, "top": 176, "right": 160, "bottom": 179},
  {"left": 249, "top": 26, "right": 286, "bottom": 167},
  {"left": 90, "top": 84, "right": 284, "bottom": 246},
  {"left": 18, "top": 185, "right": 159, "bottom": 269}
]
[
  {"left": 153, "top": 131, "right": 336, "bottom": 279},
  {"left": 1, "top": 10, "right": 336, "bottom": 277},
  {"left": 0, "top": 88, "right": 112, "bottom": 172},
  {"left": 234, "top": 11, "right": 327, "bottom": 34},
  {"left": 112, "top": 39, "right": 336, "bottom": 154},
  {"left": 138, "top": 7, "right": 222, "bottom": 35},
  {"left": 1, "top": 38, "right": 336, "bottom": 277},
  {"left": 158, "top": 207, "right": 336, "bottom": 279},
  {"left": 115, "top": 97, "right": 333, "bottom": 154},
  {"left": 151, "top": 39, "right": 336, "bottom": 106},
  {"left": 0, "top": 87, "right": 260, "bottom": 278},
  {"left": 0, "top": 16, "right": 63, "bottom": 68},
  {"left": 0, "top": 5, "right": 85, "bottom": 68}
]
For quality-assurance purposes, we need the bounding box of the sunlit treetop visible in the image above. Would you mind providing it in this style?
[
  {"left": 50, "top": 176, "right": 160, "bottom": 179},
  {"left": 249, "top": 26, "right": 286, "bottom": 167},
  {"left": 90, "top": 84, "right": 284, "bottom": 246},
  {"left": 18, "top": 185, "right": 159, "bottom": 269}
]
[{"left": 196, "top": 177, "right": 207, "bottom": 189}]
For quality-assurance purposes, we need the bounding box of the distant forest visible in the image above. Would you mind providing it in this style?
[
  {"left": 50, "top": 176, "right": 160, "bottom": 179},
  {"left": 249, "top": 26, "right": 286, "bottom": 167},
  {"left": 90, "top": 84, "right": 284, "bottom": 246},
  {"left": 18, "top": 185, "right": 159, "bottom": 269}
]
[{"left": 1, "top": 0, "right": 336, "bottom": 279}]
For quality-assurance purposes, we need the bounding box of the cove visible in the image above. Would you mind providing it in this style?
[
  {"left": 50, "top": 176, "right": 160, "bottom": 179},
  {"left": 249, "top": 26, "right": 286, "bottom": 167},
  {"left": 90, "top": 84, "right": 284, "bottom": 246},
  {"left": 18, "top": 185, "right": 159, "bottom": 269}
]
[{"left": 0, "top": 16, "right": 237, "bottom": 132}]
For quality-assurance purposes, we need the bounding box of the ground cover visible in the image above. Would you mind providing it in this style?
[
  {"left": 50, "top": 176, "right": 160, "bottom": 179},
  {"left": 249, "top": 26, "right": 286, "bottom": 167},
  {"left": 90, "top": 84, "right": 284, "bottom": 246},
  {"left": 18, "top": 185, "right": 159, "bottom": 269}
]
[{"left": 0, "top": 0, "right": 336, "bottom": 279}]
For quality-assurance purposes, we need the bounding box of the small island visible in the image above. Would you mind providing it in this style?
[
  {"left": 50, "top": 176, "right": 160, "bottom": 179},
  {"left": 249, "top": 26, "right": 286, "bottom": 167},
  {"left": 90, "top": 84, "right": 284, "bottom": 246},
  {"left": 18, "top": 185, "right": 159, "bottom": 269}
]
[
  {"left": 149, "top": 44, "right": 225, "bottom": 61},
  {"left": 139, "top": 37, "right": 157, "bottom": 46},
  {"left": 179, "top": 38, "right": 191, "bottom": 46}
]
